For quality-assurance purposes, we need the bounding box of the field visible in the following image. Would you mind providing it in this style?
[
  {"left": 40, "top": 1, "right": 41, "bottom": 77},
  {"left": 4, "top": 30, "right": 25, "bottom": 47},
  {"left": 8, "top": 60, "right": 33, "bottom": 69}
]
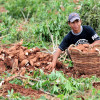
[{"left": 0, "top": 0, "right": 100, "bottom": 100}]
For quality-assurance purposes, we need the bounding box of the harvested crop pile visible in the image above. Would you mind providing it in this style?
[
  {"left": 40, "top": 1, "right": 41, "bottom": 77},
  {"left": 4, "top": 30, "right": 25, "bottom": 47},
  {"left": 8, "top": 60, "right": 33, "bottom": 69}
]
[
  {"left": 68, "top": 44, "right": 100, "bottom": 76},
  {"left": 0, "top": 40, "right": 63, "bottom": 75}
]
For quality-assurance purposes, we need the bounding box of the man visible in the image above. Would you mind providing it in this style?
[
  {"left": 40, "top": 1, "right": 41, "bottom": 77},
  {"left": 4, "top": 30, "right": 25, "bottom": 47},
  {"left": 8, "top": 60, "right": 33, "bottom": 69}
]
[{"left": 46, "top": 12, "right": 100, "bottom": 71}]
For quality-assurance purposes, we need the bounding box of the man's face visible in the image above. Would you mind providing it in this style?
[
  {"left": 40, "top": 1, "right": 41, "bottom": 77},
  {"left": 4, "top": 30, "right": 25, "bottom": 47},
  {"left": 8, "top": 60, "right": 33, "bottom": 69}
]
[{"left": 68, "top": 19, "right": 82, "bottom": 33}]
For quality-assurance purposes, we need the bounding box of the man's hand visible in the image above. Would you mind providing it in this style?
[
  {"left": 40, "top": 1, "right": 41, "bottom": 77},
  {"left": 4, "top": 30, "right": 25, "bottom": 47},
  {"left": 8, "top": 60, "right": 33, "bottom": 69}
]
[
  {"left": 46, "top": 48, "right": 62, "bottom": 71},
  {"left": 46, "top": 62, "right": 56, "bottom": 71}
]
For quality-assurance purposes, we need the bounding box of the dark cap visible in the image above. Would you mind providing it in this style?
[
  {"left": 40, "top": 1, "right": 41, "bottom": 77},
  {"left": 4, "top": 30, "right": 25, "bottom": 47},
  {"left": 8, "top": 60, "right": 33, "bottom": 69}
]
[{"left": 68, "top": 13, "right": 80, "bottom": 22}]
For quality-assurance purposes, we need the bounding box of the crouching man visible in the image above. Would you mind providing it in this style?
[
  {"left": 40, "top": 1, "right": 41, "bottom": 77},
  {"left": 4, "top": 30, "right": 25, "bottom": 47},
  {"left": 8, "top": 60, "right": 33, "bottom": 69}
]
[{"left": 46, "top": 12, "right": 100, "bottom": 71}]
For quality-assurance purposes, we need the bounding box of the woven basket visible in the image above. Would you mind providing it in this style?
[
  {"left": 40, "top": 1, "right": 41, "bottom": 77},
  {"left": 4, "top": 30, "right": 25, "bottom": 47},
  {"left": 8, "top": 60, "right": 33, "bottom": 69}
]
[{"left": 68, "top": 44, "right": 100, "bottom": 75}]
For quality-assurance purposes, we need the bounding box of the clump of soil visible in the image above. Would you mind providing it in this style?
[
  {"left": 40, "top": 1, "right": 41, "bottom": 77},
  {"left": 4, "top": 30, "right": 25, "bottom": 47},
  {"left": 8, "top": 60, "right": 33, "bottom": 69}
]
[
  {"left": 93, "top": 82, "right": 100, "bottom": 89},
  {"left": 68, "top": 44, "right": 100, "bottom": 76}
]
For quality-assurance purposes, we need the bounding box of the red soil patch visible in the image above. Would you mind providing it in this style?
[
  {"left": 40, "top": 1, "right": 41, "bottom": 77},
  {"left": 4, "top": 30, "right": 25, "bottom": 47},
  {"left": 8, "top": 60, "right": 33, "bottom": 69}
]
[
  {"left": 0, "top": 83, "right": 59, "bottom": 100},
  {"left": 0, "top": 83, "right": 43, "bottom": 99},
  {"left": 0, "top": 6, "right": 7, "bottom": 13},
  {"left": 93, "top": 82, "right": 100, "bottom": 89}
]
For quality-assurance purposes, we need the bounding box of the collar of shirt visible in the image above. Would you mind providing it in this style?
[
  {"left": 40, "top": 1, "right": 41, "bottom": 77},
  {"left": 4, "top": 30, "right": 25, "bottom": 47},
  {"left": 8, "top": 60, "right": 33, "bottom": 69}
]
[{"left": 71, "top": 26, "right": 83, "bottom": 36}]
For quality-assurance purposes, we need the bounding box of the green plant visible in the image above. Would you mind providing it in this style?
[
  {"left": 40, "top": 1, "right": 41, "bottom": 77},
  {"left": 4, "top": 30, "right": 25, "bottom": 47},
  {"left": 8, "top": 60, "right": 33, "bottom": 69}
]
[
  {"left": 79, "top": 0, "right": 100, "bottom": 34},
  {"left": 30, "top": 69, "right": 98, "bottom": 99},
  {"left": 7, "top": 89, "right": 31, "bottom": 100},
  {"left": 7, "top": 89, "right": 14, "bottom": 99},
  {"left": 9, "top": 78, "right": 23, "bottom": 85},
  {"left": 4, "top": 0, "right": 37, "bottom": 19}
]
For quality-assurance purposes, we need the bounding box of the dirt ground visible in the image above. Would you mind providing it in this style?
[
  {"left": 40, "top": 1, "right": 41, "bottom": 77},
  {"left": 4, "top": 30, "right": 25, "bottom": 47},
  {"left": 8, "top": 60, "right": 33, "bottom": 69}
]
[
  {"left": 0, "top": 41, "right": 100, "bottom": 99},
  {"left": 0, "top": 83, "right": 43, "bottom": 99},
  {"left": 0, "top": 83, "right": 60, "bottom": 100}
]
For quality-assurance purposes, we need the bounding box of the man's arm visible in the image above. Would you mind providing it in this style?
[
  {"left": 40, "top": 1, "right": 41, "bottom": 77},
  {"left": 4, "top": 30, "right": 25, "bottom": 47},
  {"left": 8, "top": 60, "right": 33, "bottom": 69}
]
[
  {"left": 90, "top": 40, "right": 100, "bottom": 47},
  {"left": 46, "top": 48, "right": 62, "bottom": 70}
]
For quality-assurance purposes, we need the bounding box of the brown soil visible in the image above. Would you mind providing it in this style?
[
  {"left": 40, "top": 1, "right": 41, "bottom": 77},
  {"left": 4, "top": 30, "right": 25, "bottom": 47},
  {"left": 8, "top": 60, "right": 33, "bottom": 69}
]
[
  {"left": 0, "top": 83, "right": 59, "bottom": 100},
  {"left": 93, "top": 82, "right": 100, "bottom": 89},
  {"left": 0, "top": 83, "right": 43, "bottom": 99}
]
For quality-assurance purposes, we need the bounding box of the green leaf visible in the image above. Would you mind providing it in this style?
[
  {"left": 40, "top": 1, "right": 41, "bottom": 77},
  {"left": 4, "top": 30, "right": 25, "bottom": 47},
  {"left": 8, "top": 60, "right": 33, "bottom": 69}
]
[
  {"left": 40, "top": 69, "right": 47, "bottom": 80},
  {"left": 97, "top": 90, "right": 100, "bottom": 94},
  {"left": 52, "top": 84, "right": 59, "bottom": 94},
  {"left": 42, "top": 80, "right": 50, "bottom": 87},
  {"left": 48, "top": 70, "right": 56, "bottom": 80},
  {"left": 64, "top": 80, "right": 73, "bottom": 93},
  {"left": 8, "top": 90, "right": 11, "bottom": 95},
  {"left": 92, "top": 88, "right": 96, "bottom": 95},
  {"left": 33, "top": 69, "right": 40, "bottom": 78},
  {"left": 11, "top": 89, "right": 14, "bottom": 95},
  {"left": 57, "top": 94, "right": 64, "bottom": 100}
]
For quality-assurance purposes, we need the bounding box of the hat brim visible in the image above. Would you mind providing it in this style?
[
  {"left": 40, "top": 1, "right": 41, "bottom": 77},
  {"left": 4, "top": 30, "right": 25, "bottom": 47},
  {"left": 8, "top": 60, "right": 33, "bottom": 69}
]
[{"left": 70, "top": 17, "right": 80, "bottom": 22}]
